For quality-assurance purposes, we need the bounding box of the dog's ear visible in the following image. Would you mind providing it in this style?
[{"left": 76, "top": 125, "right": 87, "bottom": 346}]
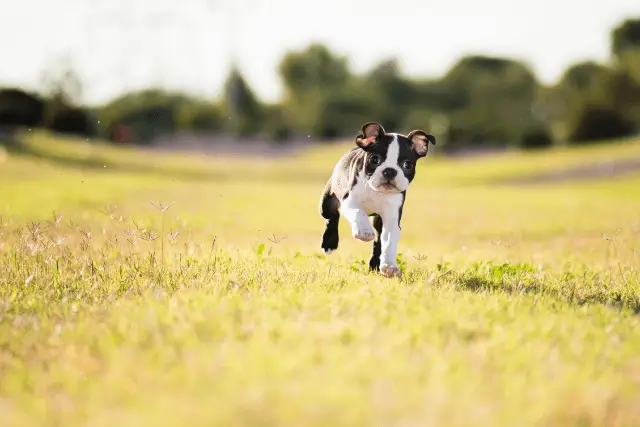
[
  {"left": 362, "top": 122, "right": 385, "bottom": 138},
  {"left": 356, "top": 122, "right": 386, "bottom": 149},
  {"left": 406, "top": 130, "right": 436, "bottom": 157}
]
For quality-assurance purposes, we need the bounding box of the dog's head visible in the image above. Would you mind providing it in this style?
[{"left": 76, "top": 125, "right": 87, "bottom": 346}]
[{"left": 355, "top": 122, "right": 436, "bottom": 193}]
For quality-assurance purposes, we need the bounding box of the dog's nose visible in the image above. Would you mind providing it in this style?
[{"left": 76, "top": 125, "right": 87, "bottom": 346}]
[{"left": 382, "top": 168, "right": 397, "bottom": 180}]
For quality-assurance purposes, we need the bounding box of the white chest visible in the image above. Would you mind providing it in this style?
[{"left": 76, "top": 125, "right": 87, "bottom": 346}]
[{"left": 350, "top": 174, "right": 403, "bottom": 217}]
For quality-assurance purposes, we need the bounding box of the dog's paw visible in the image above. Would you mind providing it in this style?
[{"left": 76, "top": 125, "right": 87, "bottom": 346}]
[
  {"left": 352, "top": 223, "right": 376, "bottom": 242},
  {"left": 321, "top": 237, "right": 338, "bottom": 254},
  {"left": 380, "top": 265, "right": 402, "bottom": 278},
  {"left": 369, "top": 256, "right": 380, "bottom": 271},
  {"left": 321, "top": 229, "right": 339, "bottom": 254}
]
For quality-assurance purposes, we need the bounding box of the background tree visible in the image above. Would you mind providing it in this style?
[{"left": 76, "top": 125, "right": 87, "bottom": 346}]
[
  {"left": 38, "top": 55, "right": 96, "bottom": 137},
  {"left": 222, "top": 67, "right": 263, "bottom": 137},
  {"left": 439, "top": 55, "right": 545, "bottom": 150},
  {"left": 0, "top": 88, "right": 45, "bottom": 146},
  {"left": 278, "top": 44, "right": 351, "bottom": 136},
  {"left": 0, "top": 89, "right": 45, "bottom": 129},
  {"left": 98, "top": 89, "right": 224, "bottom": 144},
  {"left": 560, "top": 19, "right": 640, "bottom": 143},
  {"left": 611, "top": 18, "right": 640, "bottom": 60}
]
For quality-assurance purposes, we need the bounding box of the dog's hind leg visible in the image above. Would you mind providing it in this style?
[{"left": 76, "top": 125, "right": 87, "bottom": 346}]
[
  {"left": 319, "top": 180, "right": 340, "bottom": 254},
  {"left": 369, "top": 214, "right": 383, "bottom": 271}
]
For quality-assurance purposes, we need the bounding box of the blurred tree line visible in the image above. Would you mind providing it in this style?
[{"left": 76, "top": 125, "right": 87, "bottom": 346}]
[{"left": 1, "top": 18, "right": 639, "bottom": 152}]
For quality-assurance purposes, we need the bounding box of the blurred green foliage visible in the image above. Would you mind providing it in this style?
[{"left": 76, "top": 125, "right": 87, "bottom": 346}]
[{"left": 1, "top": 18, "right": 638, "bottom": 150}]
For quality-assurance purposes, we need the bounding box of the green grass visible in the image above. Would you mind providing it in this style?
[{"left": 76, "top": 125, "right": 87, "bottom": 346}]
[{"left": 1, "top": 130, "right": 640, "bottom": 427}]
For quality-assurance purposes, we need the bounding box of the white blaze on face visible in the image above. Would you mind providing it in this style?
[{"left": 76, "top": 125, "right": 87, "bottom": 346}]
[{"left": 370, "top": 134, "right": 409, "bottom": 192}]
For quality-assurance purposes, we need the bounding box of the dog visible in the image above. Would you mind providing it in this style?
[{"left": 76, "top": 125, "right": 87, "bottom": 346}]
[{"left": 319, "top": 122, "right": 436, "bottom": 278}]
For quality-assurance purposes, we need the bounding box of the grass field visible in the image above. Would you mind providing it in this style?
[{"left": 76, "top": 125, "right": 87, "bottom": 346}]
[{"left": 1, "top": 130, "right": 640, "bottom": 427}]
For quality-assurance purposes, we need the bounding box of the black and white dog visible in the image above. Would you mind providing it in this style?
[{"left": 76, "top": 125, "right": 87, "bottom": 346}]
[{"left": 319, "top": 122, "right": 436, "bottom": 278}]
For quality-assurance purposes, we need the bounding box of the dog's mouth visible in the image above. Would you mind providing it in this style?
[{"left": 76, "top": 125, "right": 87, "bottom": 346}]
[
  {"left": 372, "top": 181, "right": 400, "bottom": 192},
  {"left": 380, "top": 182, "right": 397, "bottom": 190}
]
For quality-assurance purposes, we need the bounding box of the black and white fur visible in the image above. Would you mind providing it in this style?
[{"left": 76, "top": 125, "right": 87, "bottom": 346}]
[{"left": 319, "top": 122, "right": 436, "bottom": 278}]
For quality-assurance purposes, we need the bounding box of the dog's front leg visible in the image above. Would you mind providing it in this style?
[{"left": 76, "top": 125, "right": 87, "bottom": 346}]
[
  {"left": 341, "top": 194, "right": 375, "bottom": 242},
  {"left": 379, "top": 209, "right": 402, "bottom": 278}
]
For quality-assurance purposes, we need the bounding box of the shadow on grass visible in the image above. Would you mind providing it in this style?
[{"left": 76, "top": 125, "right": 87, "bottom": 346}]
[
  {"left": 2, "top": 138, "right": 328, "bottom": 185},
  {"left": 454, "top": 267, "right": 640, "bottom": 315}
]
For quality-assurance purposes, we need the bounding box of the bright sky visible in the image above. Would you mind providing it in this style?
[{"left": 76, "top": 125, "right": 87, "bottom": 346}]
[{"left": 1, "top": 0, "right": 638, "bottom": 106}]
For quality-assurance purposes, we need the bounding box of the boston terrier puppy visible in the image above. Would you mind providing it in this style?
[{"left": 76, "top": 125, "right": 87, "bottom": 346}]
[{"left": 319, "top": 122, "right": 436, "bottom": 278}]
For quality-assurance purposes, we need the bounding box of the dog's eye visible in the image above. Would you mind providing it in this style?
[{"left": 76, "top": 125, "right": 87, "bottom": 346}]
[
  {"left": 369, "top": 155, "right": 382, "bottom": 165},
  {"left": 402, "top": 160, "right": 414, "bottom": 170}
]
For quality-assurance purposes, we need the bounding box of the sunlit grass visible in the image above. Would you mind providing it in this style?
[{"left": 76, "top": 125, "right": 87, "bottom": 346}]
[{"left": 1, "top": 130, "right": 640, "bottom": 427}]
